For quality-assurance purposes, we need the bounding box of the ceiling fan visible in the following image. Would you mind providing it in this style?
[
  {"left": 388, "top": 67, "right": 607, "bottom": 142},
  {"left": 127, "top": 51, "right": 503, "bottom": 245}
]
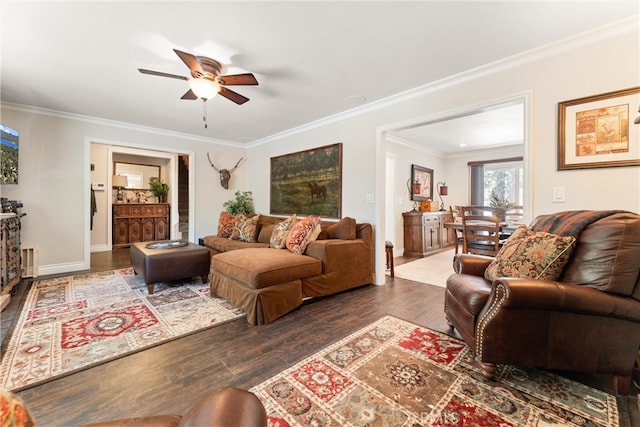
[{"left": 138, "top": 49, "right": 258, "bottom": 127}]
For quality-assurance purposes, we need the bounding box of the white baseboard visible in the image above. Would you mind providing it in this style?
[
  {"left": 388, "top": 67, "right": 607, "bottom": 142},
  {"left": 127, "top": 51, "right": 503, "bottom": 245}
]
[{"left": 37, "top": 261, "right": 88, "bottom": 277}]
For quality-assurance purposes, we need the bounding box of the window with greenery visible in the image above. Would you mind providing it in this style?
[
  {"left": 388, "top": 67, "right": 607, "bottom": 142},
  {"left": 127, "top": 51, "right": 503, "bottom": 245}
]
[{"left": 469, "top": 157, "right": 523, "bottom": 212}]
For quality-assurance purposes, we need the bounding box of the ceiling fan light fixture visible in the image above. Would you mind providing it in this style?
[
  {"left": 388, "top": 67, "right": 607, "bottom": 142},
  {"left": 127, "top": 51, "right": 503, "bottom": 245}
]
[{"left": 188, "top": 78, "right": 220, "bottom": 100}]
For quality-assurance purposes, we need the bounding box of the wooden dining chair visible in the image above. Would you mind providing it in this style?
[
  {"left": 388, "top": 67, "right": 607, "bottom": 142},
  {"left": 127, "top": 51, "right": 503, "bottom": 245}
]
[
  {"left": 460, "top": 206, "right": 502, "bottom": 257},
  {"left": 449, "top": 205, "right": 464, "bottom": 254}
]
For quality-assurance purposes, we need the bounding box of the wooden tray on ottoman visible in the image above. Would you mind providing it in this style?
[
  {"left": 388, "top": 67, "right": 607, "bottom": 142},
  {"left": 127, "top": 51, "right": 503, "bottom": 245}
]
[{"left": 130, "top": 241, "right": 211, "bottom": 294}]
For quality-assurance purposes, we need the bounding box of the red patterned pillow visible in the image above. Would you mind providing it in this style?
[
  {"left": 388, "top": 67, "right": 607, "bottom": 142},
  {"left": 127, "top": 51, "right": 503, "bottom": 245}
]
[
  {"left": 217, "top": 212, "right": 237, "bottom": 238},
  {"left": 286, "top": 216, "right": 321, "bottom": 255},
  {"left": 484, "top": 225, "right": 576, "bottom": 282}
]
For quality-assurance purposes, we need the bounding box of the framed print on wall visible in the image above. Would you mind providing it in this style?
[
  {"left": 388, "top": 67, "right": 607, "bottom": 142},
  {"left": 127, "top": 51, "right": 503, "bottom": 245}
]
[
  {"left": 270, "top": 143, "right": 342, "bottom": 218},
  {"left": 558, "top": 87, "right": 640, "bottom": 170},
  {"left": 410, "top": 164, "right": 433, "bottom": 201},
  {"left": 1, "top": 124, "right": 19, "bottom": 184}
]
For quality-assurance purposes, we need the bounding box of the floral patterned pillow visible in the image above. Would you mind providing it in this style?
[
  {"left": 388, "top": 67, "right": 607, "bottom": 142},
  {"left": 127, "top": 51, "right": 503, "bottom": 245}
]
[
  {"left": 270, "top": 215, "right": 296, "bottom": 249},
  {"left": 286, "top": 216, "right": 321, "bottom": 255},
  {"left": 217, "top": 212, "right": 237, "bottom": 238},
  {"left": 1, "top": 389, "right": 35, "bottom": 427},
  {"left": 229, "top": 214, "right": 260, "bottom": 242},
  {"left": 484, "top": 225, "right": 576, "bottom": 282}
]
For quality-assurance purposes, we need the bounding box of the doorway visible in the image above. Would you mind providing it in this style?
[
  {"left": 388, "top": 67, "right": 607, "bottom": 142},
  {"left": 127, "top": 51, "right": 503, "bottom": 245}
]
[
  {"left": 87, "top": 140, "right": 194, "bottom": 269},
  {"left": 376, "top": 92, "right": 532, "bottom": 284}
]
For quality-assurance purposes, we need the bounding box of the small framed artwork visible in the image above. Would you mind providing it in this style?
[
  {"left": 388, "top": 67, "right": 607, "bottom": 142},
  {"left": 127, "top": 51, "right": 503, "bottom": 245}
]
[
  {"left": 410, "top": 164, "right": 433, "bottom": 201},
  {"left": 1, "top": 124, "right": 19, "bottom": 184},
  {"left": 558, "top": 87, "right": 640, "bottom": 170}
]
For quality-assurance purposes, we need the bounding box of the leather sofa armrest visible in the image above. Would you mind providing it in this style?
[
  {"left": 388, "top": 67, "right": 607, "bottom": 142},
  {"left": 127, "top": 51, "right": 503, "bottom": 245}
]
[
  {"left": 75, "top": 388, "right": 267, "bottom": 427},
  {"left": 179, "top": 388, "right": 267, "bottom": 427},
  {"left": 453, "top": 253, "right": 494, "bottom": 277},
  {"left": 484, "top": 278, "right": 640, "bottom": 322}
]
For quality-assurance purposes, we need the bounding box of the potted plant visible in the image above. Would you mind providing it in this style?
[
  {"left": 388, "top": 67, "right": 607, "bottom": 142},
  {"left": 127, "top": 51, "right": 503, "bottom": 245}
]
[
  {"left": 149, "top": 178, "right": 169, "bottom": 203},
  {"left": 223, "top": 190, "right": 254, "bottom": 215}
]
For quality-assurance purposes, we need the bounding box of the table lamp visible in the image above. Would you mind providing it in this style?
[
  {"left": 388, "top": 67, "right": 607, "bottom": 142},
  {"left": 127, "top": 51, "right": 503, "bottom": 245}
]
[{"left": 112, "top": 175, "right": 128, "bottom": 203}]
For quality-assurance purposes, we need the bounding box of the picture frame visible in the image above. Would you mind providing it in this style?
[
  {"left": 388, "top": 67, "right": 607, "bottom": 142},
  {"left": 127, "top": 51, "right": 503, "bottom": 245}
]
[
  {"left": 1, "top": 124, "right": 19, "bottom": 184},
  {"left": 270, "top": 143, "right": 342, "bottom": 218},
  {"left": 410, "top": 164, "right": 433, "bottom": 201},
  {"left": 558, "top": 87, "right": 640, "bottom": 170}
]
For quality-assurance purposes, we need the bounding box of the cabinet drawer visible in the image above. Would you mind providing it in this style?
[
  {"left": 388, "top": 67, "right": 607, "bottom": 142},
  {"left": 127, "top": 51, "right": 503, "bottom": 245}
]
[
  {"left": 153, "top": 205, "right": 169, "bottom": 215},
  {"left": 423, "top": 216, "right": 440, "bottom": 226},
  {"left": 113, "top": 205, "right": 130, "bottom": 215}
]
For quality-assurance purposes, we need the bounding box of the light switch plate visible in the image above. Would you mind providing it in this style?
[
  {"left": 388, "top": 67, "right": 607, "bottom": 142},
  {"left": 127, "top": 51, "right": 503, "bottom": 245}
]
[
  {"left": 365, "top": 193, "right": 374, "bottom": 204},
  {"left": 552, "top": 186, "right": 566, "bottom": 202}
]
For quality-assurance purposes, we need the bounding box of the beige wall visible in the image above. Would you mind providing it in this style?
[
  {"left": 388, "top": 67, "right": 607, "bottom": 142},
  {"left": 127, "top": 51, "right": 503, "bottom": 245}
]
[
  {"left": 245, "top": 26, "right": 639, "bottom": 283},
  {"left": 0, "top": 109, "right": 246, "bottom": 275},
  {"left": 1, "top": 23, "right": 638, "bottom": 278}
]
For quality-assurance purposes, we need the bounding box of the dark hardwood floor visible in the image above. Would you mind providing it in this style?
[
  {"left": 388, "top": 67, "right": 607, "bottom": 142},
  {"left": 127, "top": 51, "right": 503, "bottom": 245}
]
[{"left": 2, "top": 251, "right": 638, "bottom": 426}]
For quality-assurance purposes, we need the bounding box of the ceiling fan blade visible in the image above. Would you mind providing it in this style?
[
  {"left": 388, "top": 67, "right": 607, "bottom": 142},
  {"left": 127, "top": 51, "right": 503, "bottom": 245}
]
[
  {"left": 173, "top": 49, "right": 204, "bottom": 75},
  {"left": 181, "top": 90, "right": 198, "bottom": 100},
  {"left": 138, "top": 69, "right": 187, "bottom": 80},
  {"left": 218, "top": 73, "right": 259, "bottom": 86},
  {"left": 219, "top": 87, "right": 249, "bottom": 105}
]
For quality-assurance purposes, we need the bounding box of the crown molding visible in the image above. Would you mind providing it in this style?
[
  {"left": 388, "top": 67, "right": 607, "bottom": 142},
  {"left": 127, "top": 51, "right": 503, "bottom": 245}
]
[
  {"left": 3, "top": 15, "right": 636, "bottom": 149},
  {"left": 248, "top": 15, "right": 638, "bottom": 148},
  {"left": 0, "top": 102, "right": 238, "bottom": 147}
]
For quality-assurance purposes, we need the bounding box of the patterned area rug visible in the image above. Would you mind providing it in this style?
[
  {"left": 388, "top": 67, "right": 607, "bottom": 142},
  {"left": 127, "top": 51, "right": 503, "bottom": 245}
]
[
  {"left": 0, "top": 268, "right": 243, "bottom": 391},
  {"left": 251, "top": 315, "right": 619, "bottom": 426}
]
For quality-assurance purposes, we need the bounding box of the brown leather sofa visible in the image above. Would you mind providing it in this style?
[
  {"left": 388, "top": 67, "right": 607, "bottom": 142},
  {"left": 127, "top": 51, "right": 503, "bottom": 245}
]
[
  {"left": 2, "top": 388, "right": 267, "bottom": 427},
  {"left": 206, "top": 215, "right": 374, "bottom": 325},
  {"left": 444, "top": 210, "right": 640, "bottom": 394}
]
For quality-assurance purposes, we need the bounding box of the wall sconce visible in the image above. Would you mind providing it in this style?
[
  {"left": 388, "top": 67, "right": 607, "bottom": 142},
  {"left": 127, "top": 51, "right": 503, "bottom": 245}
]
[
  {"left": 436, "top": 181, "right": 448, "bottom": 211},
  {"left": 112, "top": 175, "right": 128, "bottom": 203}
]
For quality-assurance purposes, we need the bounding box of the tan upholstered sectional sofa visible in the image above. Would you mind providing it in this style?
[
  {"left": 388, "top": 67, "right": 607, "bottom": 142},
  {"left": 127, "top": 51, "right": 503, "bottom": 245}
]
[{"left": 203, "top": 214, "right": 374, "bottom": 324}]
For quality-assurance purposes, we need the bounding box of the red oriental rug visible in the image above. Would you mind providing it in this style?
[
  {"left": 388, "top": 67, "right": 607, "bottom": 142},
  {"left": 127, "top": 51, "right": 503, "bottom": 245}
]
[
  {"left": 0, "top": 268, "right": 243, "bottom": 391},
  {"left": 251, "top": 315, "right": 620, "bottom": 427}
]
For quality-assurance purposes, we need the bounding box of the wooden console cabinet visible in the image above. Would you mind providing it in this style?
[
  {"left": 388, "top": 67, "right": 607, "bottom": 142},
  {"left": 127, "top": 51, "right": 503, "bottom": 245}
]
[
  {"left": 402, "top": 211, "right": 454, "bottom": 257},
  {"left": 113, "top": 203, "right": 169, "bottom": 249}
]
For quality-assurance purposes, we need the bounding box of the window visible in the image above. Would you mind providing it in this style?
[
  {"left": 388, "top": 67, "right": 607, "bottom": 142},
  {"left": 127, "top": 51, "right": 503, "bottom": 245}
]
[{"left": 469, "top": 157, "right": 524, "bottom": 219}]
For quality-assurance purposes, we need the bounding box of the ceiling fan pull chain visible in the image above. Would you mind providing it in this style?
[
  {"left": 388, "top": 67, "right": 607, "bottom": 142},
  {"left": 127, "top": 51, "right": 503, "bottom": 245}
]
[{"left": 203, "top": 100, "right": 208, "bottom": 129}]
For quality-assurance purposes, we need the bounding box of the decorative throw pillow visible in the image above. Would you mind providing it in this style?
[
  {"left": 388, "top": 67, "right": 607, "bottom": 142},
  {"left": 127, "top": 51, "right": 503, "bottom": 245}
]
[
  {"left": 228, "top": 213, "right": 247, "bottom": 240},
  {"left": 217, "top": 212, "right": 237, "bottom": 238},
  {"left": 270, "top": 215, "right": 296, "bottom": 249},
  {"left": 1, "top": 389, "right": 35, "bottom": 427},
  {"left": 326, "top": 217, "right": 356, "bottom": 240},
  {"left": 484, "top": 225, "right": 576, "bottom": 282},
  {"left": 229, "top": 214, "right": 260, "bottom": 242},
  {"left": 286, "top": 216, "right": 321, "bottom": 255}
]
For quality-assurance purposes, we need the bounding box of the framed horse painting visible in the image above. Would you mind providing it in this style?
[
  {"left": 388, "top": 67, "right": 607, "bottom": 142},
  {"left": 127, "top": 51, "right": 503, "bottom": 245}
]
[{"left": 270, "top": 143, "right": 343, "bottom": 218}]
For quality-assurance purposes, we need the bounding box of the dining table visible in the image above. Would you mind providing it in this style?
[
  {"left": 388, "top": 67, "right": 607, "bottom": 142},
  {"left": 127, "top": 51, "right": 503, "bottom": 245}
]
[{"left": 443, "top": 221, "right": 523, "bottom": 237}]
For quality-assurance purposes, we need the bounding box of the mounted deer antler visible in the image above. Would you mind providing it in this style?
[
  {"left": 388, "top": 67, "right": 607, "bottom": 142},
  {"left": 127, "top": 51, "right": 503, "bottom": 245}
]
[{"left": 207, "top": 153, "right": 244, "bottom": 189}]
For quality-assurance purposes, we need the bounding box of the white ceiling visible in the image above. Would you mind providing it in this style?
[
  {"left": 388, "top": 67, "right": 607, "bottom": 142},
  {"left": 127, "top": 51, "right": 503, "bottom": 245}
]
[
  {"left": 387, "top": 101, "right": 525, "bottom": 155},
  {"left": 1, "top": 1, "right": 637, "bottom": 152}
]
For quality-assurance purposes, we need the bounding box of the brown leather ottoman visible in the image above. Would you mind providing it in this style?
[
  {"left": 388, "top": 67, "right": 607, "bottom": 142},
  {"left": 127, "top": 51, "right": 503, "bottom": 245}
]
[{"left": 130, "top": 241, "right": 211, "bottom": 294}]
